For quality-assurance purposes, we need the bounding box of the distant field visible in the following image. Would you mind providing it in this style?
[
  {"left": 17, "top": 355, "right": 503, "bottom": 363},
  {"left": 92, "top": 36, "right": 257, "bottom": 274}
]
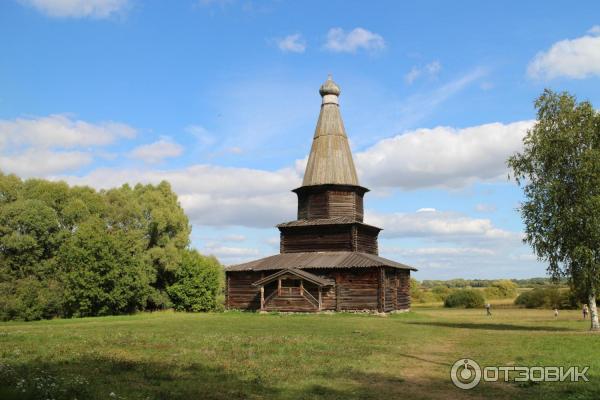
[{"left": 1, "top": 308, "right": 598, "bottom": 400}]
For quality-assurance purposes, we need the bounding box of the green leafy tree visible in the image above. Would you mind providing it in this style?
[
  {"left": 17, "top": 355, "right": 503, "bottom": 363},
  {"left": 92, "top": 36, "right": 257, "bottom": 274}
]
[
  {"left": 485, "top": 280, "right": 518, "bottom": 299},
  {"left": 0, "top": 173, "right": 221, "bottom": 321},
  {"left": 167, "top": 250, "right": 223, "bottom": 312},
  {"left": 0, "top": 172, "right": 22, "bottom": 204},
  {"left": 0, "top": 199, "right": 61, "bottom": 279},
  {"left": 58, "top": 220, "right": 151, "bottom": 317},
  {"left": 508, "top": 89, "right": 600, "bottom": 330},
  {"left": 103, "top": 182, "right": 191, "bottom": 309},
  {"left": 0, "top": 277, "right": 63, "bottom": 321},
  {"left": 135, "top": 182, "right": 191, "bottom": 290}
]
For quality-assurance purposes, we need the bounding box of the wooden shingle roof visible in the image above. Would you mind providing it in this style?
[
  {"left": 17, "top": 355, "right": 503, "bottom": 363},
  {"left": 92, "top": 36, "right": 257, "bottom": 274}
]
[
  {"left": 277, "top": 217, "right": 381, "bottom": 230},
  {"left": 226, "top": 251, "right": 417, "bottom": 272},
  {"left": 302, "top": 76, "right": 359, "bottom": 187}
]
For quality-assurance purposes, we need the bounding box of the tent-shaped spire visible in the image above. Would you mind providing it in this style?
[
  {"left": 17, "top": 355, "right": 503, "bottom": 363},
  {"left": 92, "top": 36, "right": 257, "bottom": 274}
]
[{"left": 302, "top": 76, "right": 359, "bottom": 187}]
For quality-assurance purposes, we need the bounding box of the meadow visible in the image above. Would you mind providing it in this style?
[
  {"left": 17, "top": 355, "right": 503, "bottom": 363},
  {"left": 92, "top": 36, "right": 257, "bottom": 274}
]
[{"left": 0, "top": 306, "right": 598, "bottom": 400}]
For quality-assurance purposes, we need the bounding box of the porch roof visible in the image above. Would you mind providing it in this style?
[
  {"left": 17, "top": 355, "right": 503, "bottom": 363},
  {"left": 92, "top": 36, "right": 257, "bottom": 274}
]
[{"left": 252, "top": 268, "right": 335, "bottom": 287}]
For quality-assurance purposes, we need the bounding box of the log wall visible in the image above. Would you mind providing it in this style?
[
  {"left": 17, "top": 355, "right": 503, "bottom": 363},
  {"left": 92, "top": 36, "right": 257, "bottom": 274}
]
[
  {"left": 226, "top": 271, "right": 261, "bottom": 310},
  {"left": 354, "top": 225, "right": 379, "bottom": 255},
  {"left": 226, "top": 267, "right": 411, "bottom": 312},
  {"left": 296, "top": 188, "right": 365, "bottom": 221},
  {"left": 280, "top": 225, "right": 354, "bottom": 253},
  {"left": 280, "top": 225, "right": 379, "bottom": 254}
]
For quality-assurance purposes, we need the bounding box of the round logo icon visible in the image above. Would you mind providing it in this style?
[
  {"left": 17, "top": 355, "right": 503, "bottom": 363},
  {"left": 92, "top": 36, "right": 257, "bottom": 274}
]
[{"left": 450, "top": 358, "right": 482, "bottom": 390}]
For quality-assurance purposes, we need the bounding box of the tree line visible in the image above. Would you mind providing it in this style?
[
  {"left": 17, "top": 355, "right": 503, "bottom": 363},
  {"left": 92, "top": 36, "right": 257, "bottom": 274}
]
[
  {"left": 419, "top": 277, "right": 567, "bottom": 289},
  {"left": 0, "top": 173, "right": 222, "bottom": 321}
]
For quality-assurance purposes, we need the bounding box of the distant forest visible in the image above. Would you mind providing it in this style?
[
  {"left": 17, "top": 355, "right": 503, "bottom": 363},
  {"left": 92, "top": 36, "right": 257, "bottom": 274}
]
[
  {"left": 0, "top": 173, "right": 222, "bottom": 321},
  {"left": 419, "top": 277, "right": 567, "bottom": 289}
]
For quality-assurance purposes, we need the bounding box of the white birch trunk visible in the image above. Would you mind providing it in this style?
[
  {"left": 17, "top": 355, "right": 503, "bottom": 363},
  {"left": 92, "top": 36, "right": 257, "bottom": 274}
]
[{"left": 588, "top": 293, "right": 600, "bottom": 331}]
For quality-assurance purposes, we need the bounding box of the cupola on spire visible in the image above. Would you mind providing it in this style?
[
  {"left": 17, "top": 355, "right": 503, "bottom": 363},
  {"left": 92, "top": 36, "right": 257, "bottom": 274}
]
[{"left": 302, "top": 75, "right": 359, "bottom": 187}]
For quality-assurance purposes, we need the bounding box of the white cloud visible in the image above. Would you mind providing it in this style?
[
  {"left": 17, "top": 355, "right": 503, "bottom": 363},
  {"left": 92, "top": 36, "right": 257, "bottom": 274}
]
[
  {"left": 588, "top": 25, "right": 600, "bottom": 35},
  {"left": 129, "top": 138, "right": 184, "bottom": 164},
  {"left": 381, "top": 242, "right": 541, "bottom": 279},
  {"left": 0, "top": 114, "right": 136, "bottom": 149},
  {"left": 0, "top": 149, "right": 92, "bottom": 177},
  {"left": 61, "top": 164, "right": 300, "bottom": 228},
  {"left": 197, "top": 0, "right": 233, "bottom": 7},
  {"left": 0, "top": 114, "right": 136, "bottom": 177},
  {"left": 226, "top": 146, "right": 243, "bottom": 154},
  {"left": 397, "top": 68, "right": 487, "bottom": 127},
  {"left": 356, "top": 120, "right": 534, "bottom": 189},
  {"left": 366, "top": 209, "right": 514, "bottom": 241},
  {"left": 19, "top": 0, "right": 129, "bottom": 18},
  {"left": 186, "top": 125, "right": 217, "bottom": 148},
  {"left": 528, "top": 27, "right": 600, "bottom": 80},
  {"left": 324, "top": 27, "right": 385, "bottom": 53},
  {"left": 475, "top": 203, "right": 497, "bottom": 213},
  {"left": 276, "top": 33, "right": 306, "bottom": 53},
  {"left": 404, "top": 67, "right": 421, "bottom": 84},
  {"left": 265, "top": 236, "right": 279, "bottom": 247},
  {"left": 425, "top": 61, "right": 441, "bottom": 75},
  {"left": 202, "top": 243, "right": 260, "bottom": 259},
  {"left": 405, "top": 61, "right": 442, "bottom": 84},
  {"left": 385, "top": 247, "right": 495, "bottom": 256},
  {"left": 222, "top": 234, "right": 246, "bottom": 242},
  {"left": 367, "top": 209, "right": 534, "bottom": 277}
]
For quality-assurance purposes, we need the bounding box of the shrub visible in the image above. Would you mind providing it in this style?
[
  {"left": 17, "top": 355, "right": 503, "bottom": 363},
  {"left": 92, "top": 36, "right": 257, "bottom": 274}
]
[
  {"left": 0, "top": 278, "right": 63, "bottom": 321},
  {"left": 514, "top": 287, "right": 578, "bottom": 309},
  {"left": 409, "top": 278, "right": 425, "bottom": 302},
  {"left": 444, "top": 289, "right": 485, "bottom": 308},
  {"left": 431, "top": 285, "right": 453, "bottom": 301},
  {"left": 167, "top": 250, "right": 223, "bottom": 312}
]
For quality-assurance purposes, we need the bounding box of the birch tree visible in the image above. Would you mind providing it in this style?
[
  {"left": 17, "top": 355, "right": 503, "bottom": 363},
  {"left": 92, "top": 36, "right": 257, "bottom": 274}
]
[{"left": 508, "top": 89, "right": 600, "bottom": 331}]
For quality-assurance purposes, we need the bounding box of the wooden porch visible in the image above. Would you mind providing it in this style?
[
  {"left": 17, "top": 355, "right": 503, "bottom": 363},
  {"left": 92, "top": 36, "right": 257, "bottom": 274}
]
[{"left": 252, "top": 268, "right": 334, "bottom": 312}]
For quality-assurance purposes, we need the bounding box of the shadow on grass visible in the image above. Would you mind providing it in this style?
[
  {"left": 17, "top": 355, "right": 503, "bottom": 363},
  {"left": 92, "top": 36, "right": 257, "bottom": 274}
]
[
  {"left": 0, "top": 356, "right": 278, "bottom": 400},
  {"left": 406, "top": 321, "right": 574, "bottom": 332},
  {"left": 0, "top": 355, "right": 524, "bottom": 400},
  {"left": 4, "top": 353, "right": 597, "bottom": 400}
]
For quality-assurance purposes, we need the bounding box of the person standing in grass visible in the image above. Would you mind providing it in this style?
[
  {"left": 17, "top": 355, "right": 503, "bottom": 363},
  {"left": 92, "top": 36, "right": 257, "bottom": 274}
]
[
  {"left": 485, "top": 303, "right": 492, "bottom": 316},
  {"left": 583, "top": 304, "right": 589, "bottom": 320},
  {"left": 554, "top": 308, "right": 559, "bottom": 318}
]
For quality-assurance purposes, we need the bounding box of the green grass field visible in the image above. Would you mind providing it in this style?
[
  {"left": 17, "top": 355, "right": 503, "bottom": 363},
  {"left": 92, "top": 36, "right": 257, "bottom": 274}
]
[{"left": 1, "top": 307, "right": 598, "bottom": 400}]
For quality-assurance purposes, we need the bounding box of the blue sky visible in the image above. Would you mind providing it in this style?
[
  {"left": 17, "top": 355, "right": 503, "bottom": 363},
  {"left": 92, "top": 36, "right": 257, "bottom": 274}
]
[{"left": 2, "top": 0, "right": 600, "bottom": 279}]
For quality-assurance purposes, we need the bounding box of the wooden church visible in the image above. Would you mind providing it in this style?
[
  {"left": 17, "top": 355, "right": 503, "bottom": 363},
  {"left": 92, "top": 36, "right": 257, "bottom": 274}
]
[{"left": 225, "top": 76, "right": 416, "bottom": 313}]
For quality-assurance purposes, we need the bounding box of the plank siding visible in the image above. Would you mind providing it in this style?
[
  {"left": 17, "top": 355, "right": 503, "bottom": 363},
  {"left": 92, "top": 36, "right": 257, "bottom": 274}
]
[
  {"left": 227, "top": 271, "right": 261, "bottom": 310},
  {"left": 280, "top": 226, "right": 353, "bottom": 253},
  {"left": 328, "top": 191, "right": 356, "bottom": 219},
  {"left": 384, "top": 268, "right": 396, "bottom": 312},
  {"left": 307, "top": 192, "right": 329, "bottom": 219},
  {"left": 295, "top": 187, "right": 365, "bottom": 221},
  {"left": 355, "top": 195, "right": 364, "bottom": 221},
  {"left": 297, "top": 195, "right": 308, "bottom": 219},
  {"left": 355, "top": 225, "right": 379, "bottom": 255},
  {"left": 397, "top": 269, "right": 411, "bottom": 310}
]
